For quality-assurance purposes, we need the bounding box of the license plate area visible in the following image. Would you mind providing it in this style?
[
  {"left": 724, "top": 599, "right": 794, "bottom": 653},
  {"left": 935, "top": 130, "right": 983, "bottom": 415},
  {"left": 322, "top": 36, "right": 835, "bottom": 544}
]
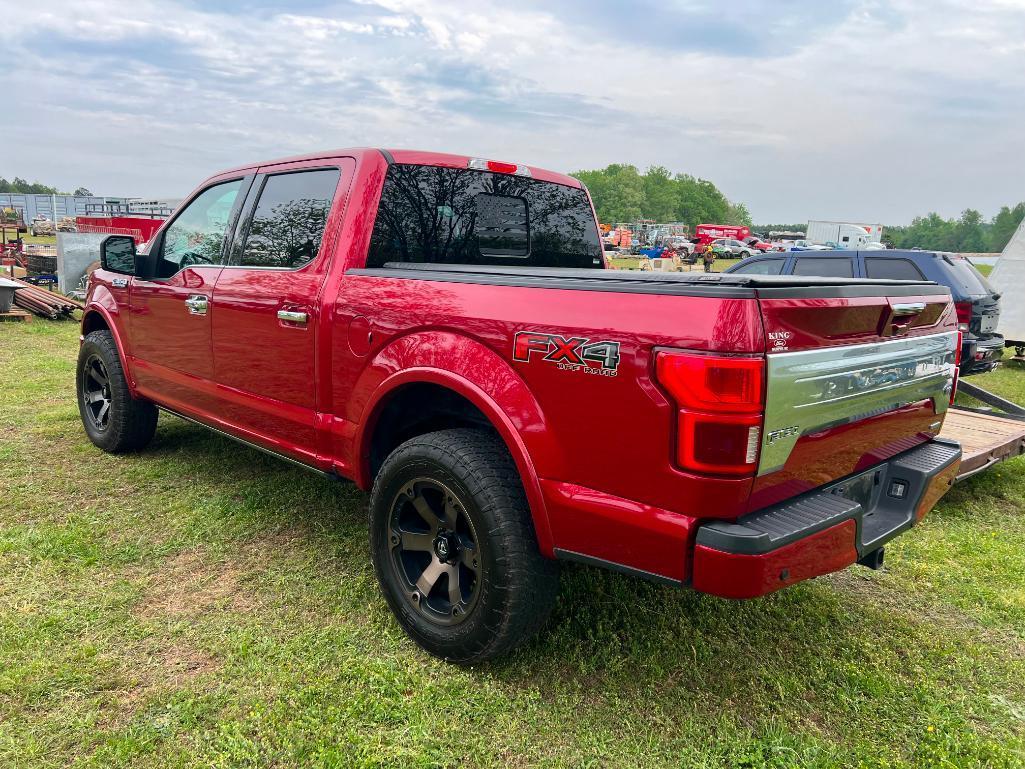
[
  {"left": 824, "top": 466, "right": 914, "bottom": 551},
  {"left": 981, "top": 315, "right": 998, "bottom": 333}
]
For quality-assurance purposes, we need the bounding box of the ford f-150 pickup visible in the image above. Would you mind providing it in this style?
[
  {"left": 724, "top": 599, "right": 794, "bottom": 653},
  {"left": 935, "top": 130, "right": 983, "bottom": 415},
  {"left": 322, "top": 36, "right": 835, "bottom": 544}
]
[{"left": 78, "top": 148, "right": 963, "bottom": 663}]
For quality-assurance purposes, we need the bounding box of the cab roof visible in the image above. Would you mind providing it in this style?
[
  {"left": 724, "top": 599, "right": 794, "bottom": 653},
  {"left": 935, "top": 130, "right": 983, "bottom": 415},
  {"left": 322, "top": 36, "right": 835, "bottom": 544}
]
[{"left": 216, "top": 148, "right": 583, "bottom": 189}]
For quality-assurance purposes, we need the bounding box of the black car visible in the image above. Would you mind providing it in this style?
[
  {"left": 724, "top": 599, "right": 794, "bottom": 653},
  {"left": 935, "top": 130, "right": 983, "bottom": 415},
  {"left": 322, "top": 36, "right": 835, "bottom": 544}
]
[{"left": 725, "top": 249, "right": 1003, "bottom": 375}]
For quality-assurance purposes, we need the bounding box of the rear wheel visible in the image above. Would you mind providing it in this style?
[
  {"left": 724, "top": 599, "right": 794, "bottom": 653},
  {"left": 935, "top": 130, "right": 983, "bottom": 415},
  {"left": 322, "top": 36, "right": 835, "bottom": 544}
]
[
  {"left": 369, "top": 429, "right": 560, "bottom": 663},
  {"left": 77, "top": 330, "right": 158, "bottom": 453}
]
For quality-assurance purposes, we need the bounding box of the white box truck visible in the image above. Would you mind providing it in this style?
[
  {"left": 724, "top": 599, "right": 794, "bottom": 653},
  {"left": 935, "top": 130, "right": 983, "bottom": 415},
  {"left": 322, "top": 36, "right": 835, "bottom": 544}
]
[{"left": 807, "top": 220, "right": 883, "bottom": 249}]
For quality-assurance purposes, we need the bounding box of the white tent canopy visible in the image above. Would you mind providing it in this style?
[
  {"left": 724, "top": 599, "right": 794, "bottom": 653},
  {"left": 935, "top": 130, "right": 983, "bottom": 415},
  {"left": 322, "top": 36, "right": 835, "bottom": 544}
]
[{"left": 990, "top": 218, "right": 1025, "bottom": 346}]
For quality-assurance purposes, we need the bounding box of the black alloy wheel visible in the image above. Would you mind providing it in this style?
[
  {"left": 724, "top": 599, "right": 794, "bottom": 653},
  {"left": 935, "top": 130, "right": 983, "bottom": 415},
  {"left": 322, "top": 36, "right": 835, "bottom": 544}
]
[
  {"left": 81, "top": 353, "right": 113, "bottom": 432},
  {"left": 76, "top": 329, "right": 158, "bottom": 453},
  {"left": 369, "top": 429, "right": 560, "bottom": 663},
  {"left": 387, "top": 478, "right": 482, "bottom": 625}
]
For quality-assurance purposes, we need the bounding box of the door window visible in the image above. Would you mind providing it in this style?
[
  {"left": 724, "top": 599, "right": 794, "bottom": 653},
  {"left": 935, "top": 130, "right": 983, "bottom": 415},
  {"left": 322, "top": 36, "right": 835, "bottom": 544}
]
[
  {"left": 864, "top": 257, "right": 925, "bottom": 281},
  {"left": 157, "top": 180, "right": 242, "bottom": 278},
  {"left": 731, "top": 258, "right": 786, "bottom": 275},
  {"left": 236, "top": 169, "right": 340, "bottom": 269},
  {"left": 793, "top": 257, "right": 853, "bottom": 277}
]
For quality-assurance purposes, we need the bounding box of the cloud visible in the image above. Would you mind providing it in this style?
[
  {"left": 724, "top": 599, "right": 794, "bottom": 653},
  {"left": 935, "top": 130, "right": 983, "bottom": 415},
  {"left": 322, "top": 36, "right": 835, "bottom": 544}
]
[{"left": 3, "top": 0, "right": 1025, "bottom": 222}]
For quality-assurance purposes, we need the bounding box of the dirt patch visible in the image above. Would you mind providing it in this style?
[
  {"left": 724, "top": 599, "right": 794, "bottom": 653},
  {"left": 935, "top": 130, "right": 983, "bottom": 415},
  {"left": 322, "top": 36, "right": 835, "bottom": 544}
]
[
  {"left": 132, "top": 532, "right": 306, "bottom": 620},
  {"left": 134, "top": 549, "right": 247, "bottom": 619}
]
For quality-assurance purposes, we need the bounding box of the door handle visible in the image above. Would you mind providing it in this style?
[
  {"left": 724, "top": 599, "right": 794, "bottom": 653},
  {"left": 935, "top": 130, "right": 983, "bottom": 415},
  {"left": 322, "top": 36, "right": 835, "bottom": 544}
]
[
  {"left": 277, "top": 309, "right": 308, "bottom": 324},
  {"left": 185, "top": 294, "right": 208, "bottom": 315},
  {"left": 892, "top": 303, "right": 926, "bottom": 317}
]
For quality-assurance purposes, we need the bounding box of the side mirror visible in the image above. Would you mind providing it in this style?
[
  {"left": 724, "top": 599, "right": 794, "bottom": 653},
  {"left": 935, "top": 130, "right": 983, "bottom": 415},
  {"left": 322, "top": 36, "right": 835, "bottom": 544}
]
[{"left": 100, "top": 235, "right": 138, "bottom": 275}]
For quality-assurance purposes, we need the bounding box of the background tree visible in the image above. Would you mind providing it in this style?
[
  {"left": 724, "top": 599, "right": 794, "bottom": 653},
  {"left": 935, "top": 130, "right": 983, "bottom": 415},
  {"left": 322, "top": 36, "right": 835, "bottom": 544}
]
[
  {"left": 988, "top": 203, "right": 1025, "bottom": 251},
  {"left": 572, "top": 164, "right": 745, "bottom": 227}
]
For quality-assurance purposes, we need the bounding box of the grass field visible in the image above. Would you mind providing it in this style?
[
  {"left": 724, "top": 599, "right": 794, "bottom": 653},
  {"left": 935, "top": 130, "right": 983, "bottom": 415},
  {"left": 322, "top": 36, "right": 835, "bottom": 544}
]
[{"left": 2, "top": 322, "right": 1024, "bottom": 768}]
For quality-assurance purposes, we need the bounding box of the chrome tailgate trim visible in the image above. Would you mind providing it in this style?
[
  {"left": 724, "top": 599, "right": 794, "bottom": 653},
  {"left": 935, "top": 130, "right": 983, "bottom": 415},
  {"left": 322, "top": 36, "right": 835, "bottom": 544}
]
[{"left": 759, "top": 332, "right": 958, "bottom": 475}]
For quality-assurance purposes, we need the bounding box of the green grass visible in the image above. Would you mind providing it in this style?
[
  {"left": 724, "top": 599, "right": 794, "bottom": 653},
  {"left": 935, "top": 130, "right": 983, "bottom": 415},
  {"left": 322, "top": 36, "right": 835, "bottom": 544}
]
[{"left": 2, "top": 322, "right": 1024, "bottom": 768}]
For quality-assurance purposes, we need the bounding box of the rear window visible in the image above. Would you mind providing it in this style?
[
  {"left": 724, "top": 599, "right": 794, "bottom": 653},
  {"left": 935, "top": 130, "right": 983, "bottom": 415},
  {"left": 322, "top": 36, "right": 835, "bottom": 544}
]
[
  {"left": 941, "top": 254, "right": 994, "bottom": 297},
  {"left": 865, "top": 257, "right": 925, "bottom": 281},
  {"left": 793, "top": 257, "right": 853, "bottom": 278},
  {"left": 366, "top": 164, "right": 602, "bottom": 269}
]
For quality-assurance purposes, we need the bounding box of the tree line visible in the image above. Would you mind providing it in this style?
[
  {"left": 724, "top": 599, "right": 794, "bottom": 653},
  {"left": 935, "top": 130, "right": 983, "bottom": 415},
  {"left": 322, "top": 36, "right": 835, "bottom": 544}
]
[
  {"left": 0, "top": 177, "right": 92, "bottom": 196},
  {"left": 758, "top": 205, "right": 1024, "bottom": 253},
  {"left": 571, "top": 164, "right": 751, "bottom": 228},
  {"left": 884, "top": 206, "right": 1024, "bottom": 253}
]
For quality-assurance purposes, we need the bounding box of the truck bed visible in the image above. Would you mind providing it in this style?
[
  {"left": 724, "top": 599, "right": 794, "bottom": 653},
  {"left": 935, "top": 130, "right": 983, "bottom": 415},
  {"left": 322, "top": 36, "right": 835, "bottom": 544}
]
[{"left": 349, "top": 262, "right": 945, "bottom": 299}]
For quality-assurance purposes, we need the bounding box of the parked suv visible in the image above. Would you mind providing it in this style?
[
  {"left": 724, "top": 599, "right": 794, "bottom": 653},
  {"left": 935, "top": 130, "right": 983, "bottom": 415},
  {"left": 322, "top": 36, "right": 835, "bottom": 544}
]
[{"left": 726, "top": 249, "right": 1003, "bottom": 374}]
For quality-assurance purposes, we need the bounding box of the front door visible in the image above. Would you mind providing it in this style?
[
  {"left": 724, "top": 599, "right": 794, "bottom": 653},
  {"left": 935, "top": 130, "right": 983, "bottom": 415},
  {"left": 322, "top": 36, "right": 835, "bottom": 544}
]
[
  {"left": 129, "top": 178, "right": 247, "bottom": 413},
  {"left": 210, "top": 159, "right": 352, "bottom": 464}
]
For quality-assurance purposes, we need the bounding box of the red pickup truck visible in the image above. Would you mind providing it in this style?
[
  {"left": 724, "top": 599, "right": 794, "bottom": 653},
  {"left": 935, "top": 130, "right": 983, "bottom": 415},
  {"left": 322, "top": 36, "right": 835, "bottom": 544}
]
[{"left": 78, "top": 149, "right": 962, "bottom": 663}]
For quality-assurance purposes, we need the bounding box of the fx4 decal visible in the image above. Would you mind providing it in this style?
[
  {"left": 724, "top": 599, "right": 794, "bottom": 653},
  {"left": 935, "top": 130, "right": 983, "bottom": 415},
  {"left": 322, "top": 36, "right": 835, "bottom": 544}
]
[{"left": 513, "top": 331, "right": 621, "bottom": 377}]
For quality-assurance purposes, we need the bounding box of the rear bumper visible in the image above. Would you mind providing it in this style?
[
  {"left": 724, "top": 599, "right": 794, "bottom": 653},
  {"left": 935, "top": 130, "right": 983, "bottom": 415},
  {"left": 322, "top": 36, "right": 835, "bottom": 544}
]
[
  {"left": 961, "top": 334, "right": 1004, "bottom": 375},
  {"left": 691, "top": 439, "right": 961, "bottom": 599}
]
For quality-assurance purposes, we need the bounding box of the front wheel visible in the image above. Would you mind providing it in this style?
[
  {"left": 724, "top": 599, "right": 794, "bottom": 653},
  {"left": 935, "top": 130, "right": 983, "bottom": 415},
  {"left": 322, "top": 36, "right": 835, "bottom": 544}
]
[
  {"left": 369, "top": 429, "right": 560, "bottom": 664},
  {"left": 77, "top": 330, "right": 158, "bottom": 453}
]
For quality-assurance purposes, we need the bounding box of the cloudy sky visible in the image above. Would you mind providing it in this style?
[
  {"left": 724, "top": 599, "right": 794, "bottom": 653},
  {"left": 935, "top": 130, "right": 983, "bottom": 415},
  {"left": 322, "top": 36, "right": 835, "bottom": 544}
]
[{"left": 3, "top": 0, "right": 1024, "bottom": 223}]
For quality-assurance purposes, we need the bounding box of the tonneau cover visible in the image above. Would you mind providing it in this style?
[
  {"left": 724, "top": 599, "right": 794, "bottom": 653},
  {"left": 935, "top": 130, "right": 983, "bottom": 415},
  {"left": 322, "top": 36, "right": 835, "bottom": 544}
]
[{"left": 349, "top": 263, "right": 951, "bottom": 299}]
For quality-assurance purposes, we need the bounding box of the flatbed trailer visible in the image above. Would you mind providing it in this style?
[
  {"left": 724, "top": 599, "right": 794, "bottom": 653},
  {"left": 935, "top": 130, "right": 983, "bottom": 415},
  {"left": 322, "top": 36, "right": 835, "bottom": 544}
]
[{"left": 940, "top": 380, "right": 1025, "bottom": 482}]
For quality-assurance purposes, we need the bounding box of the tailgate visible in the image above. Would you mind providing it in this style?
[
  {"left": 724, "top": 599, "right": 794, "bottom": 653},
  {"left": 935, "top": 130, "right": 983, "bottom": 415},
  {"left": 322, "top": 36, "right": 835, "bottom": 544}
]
[{"left": 749, "top": 290, "right": 958, "bottom": 511}]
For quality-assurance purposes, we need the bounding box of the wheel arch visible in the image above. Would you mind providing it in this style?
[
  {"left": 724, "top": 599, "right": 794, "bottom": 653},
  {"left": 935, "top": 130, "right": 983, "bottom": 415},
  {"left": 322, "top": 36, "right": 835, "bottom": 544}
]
[
  {"left": 81, "top": 300, "right": 135, "bottom": 394},
  {"left": 355, "top": 348, "right": 555, "bottom": 556}
]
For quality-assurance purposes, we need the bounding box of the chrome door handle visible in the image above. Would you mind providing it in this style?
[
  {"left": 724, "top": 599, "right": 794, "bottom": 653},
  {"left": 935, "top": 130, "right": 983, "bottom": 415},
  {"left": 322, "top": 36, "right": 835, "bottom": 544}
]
[
  {"left": 277, "top": 310, "right": 308, "bottom": 324},
  {"left": 185, "top": 294, "right": 208, "bottom": 315}
]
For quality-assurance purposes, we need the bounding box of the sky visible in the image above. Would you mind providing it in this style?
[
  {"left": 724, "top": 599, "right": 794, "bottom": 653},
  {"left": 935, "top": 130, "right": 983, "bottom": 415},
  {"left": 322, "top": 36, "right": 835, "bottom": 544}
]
[{"left": 2, "top": 0, "right": 1024, "bottom": 224}]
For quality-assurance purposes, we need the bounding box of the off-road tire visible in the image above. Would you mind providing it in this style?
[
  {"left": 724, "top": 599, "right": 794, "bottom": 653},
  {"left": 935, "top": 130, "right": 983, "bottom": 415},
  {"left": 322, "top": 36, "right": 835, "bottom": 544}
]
[
  {"left": 369, "top": 428, "right": 560, "bottom": 664},
  {"left": 77, "top": 330, "right": 158, "bottom": 453}
]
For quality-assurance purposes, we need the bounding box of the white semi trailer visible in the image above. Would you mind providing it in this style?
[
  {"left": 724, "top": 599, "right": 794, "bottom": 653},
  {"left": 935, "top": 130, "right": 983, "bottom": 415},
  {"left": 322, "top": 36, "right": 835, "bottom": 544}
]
[{"left": 806, "top": 220, "right": 883, "bottom": 249}]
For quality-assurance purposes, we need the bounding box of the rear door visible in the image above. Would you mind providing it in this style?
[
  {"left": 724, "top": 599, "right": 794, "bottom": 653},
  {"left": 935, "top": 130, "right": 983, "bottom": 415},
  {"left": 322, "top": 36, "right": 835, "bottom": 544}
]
[{"left": 209, "top": 158, "right": 354, "bottom": 463}]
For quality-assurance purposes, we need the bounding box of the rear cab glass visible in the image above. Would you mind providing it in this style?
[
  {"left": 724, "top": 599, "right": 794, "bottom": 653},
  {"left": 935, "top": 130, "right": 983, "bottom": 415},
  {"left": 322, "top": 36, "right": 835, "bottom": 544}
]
[{"left": 366, "top": 164, "right": 602, "bottom": 269}]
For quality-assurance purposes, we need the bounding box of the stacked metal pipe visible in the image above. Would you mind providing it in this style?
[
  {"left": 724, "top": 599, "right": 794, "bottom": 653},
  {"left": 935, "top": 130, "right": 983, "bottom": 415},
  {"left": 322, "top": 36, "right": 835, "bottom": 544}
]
[{"left": 11, "top": 278, "right": 83, "bottom": 320}]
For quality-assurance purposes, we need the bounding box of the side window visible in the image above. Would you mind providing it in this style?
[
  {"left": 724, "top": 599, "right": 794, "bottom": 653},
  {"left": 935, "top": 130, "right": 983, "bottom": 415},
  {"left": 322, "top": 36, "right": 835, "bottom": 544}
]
[
  {"left": 237, "top": 169, "right": 340, "bottom": 269},
  {"left": 865, "top": 257, "right": 925, "bottom": 281},
  {"left": 157, "top": 180, "right": 242, "bottom": 278},
  {"left": 793, "top": 257, "right": 853, "bottom": 278},
  {"left": 732, "top": 258, "right": 786, "bottom": 275}
]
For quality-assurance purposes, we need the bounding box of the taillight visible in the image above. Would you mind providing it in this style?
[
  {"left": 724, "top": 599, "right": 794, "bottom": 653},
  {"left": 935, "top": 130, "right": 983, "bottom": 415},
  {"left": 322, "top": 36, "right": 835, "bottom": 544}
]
[
  {"left": 955, "top": 301, "right": 972, "bottom": 333},
  {"left": 950, "top": 330, "right": 963, "bottom": 404},
  {"left": 656, "top": 351, "right": 765, "bottom": 476},
  {"left": 468, "top": 157, "right": 532, "bottom": 177}
]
